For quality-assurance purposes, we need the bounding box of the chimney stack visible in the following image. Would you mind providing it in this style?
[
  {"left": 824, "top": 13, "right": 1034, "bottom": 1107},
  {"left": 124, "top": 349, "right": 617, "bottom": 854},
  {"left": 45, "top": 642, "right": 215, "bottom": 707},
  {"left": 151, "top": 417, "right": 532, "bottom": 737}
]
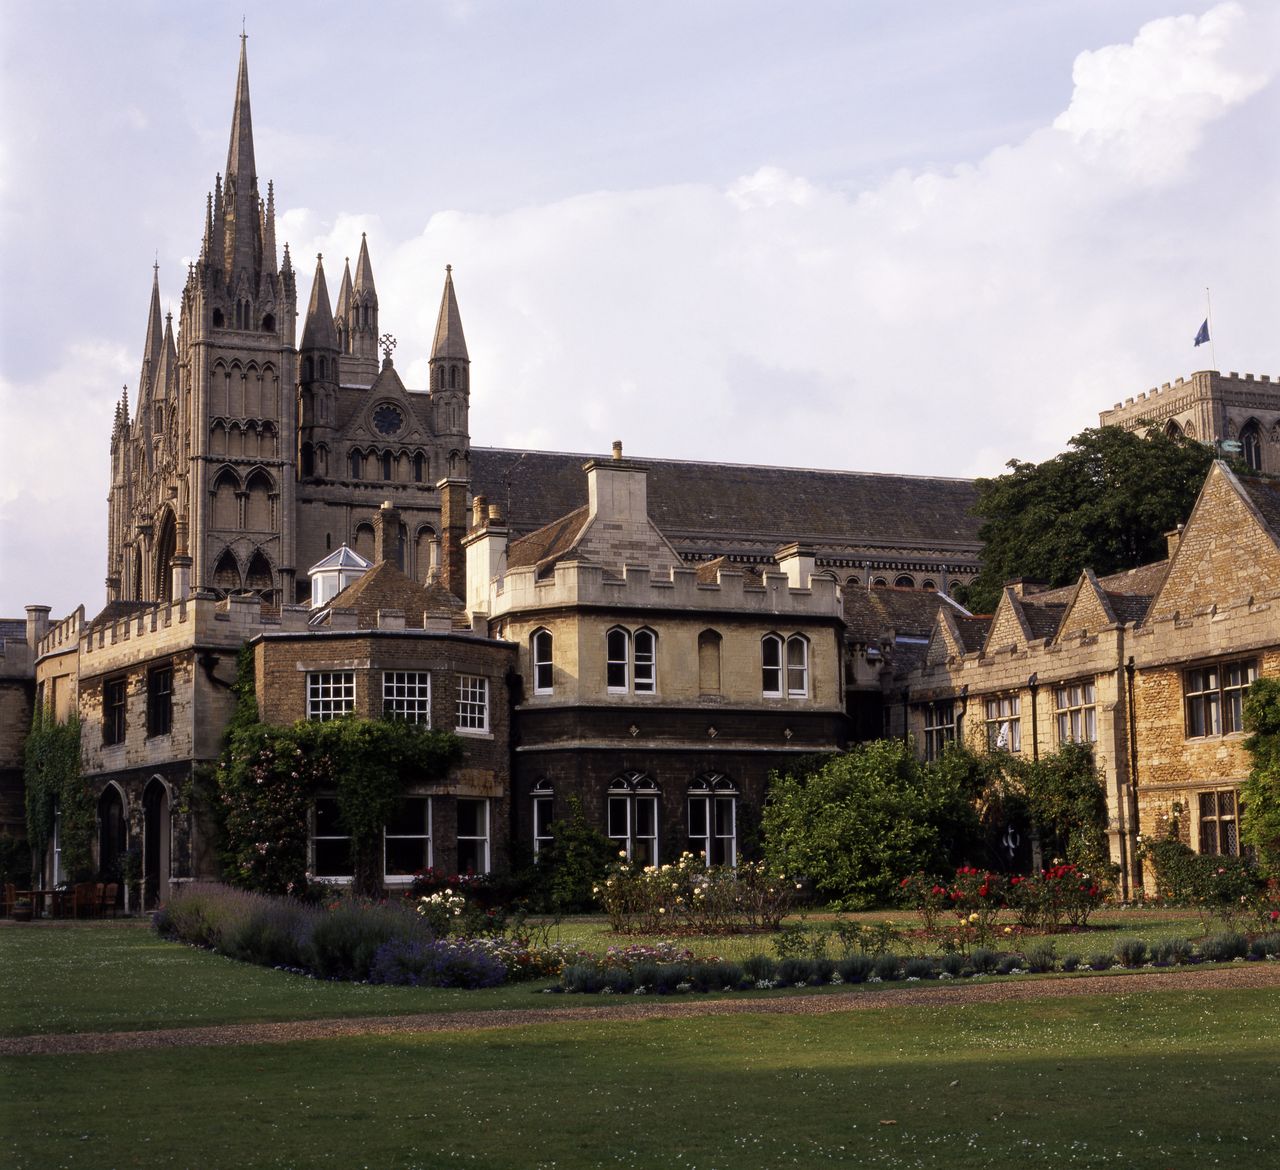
[
  {"left": 372, "top": 500, "right": 402, "bottom": 567},
  {"left": 437, "top": 478, "right": 469, "bottom": 600}
]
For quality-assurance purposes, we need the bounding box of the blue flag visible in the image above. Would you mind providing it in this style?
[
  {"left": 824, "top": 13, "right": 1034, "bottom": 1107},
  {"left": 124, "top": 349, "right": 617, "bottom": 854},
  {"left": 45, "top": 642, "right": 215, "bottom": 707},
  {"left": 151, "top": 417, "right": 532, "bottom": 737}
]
[{"left": 1194, "top": 319, "right": 1210, "bottom": 347}]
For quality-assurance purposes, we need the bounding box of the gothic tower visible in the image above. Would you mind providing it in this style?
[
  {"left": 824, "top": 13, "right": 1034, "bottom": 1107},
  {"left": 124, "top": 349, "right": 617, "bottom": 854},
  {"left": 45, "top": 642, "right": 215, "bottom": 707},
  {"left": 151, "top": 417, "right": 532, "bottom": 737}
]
[
  {"left": 429, "top": 266, "right": 471, "bottom": 478},
  {"left": 176, "top": 35, "right": 298, "bottom": 606}
]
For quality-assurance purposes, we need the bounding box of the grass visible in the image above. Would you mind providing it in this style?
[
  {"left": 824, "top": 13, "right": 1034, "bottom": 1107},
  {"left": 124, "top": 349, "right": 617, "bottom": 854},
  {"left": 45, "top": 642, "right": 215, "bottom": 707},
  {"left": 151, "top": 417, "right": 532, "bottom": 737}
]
[
  {"left": 4, "top": 988, "right": 1278, "bottom": 1169},
  {"left": 0, "top": 909, "right": 1233, "bottom": 1037}
]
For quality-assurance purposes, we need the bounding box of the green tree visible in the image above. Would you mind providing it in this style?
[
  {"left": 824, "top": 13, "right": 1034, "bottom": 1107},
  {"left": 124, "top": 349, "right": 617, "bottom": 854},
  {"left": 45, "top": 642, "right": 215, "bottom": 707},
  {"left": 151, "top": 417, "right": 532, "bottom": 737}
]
[
  {"left": 762, "top": 739, "right": 979, "bottom": 907},
  {"left": 533, "top": 796, "right": 617, "bottom": 913},
  {"left": 961, "top": 426, "right": 1214, "bottom": 613},
  {"left": 23, "top": 707, "right": 92, "bottom": 883},
  {"left": 1242, "top": 676, "right": 1280, "bottom": 877}
]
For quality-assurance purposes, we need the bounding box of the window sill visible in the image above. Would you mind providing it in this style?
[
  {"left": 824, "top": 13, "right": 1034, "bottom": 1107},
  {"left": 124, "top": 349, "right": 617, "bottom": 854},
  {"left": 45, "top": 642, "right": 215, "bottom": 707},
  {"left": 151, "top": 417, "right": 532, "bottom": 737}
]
[{"left": 456, "top": 728, "right": 493, "bottom": 739}]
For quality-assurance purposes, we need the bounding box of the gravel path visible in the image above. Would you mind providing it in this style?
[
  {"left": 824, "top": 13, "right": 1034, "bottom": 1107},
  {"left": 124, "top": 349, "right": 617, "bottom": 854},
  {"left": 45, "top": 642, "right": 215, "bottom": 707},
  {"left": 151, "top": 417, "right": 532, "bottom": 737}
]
[{"left": 6, "top": 962, "right": 1279, "bottom": 1057}]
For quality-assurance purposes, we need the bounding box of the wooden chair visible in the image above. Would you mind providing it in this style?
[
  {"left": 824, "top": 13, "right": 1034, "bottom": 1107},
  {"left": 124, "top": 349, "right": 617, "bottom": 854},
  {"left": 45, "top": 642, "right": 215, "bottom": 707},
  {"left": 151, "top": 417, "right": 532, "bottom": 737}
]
[
  {"left": 98, "top": 882, "right": 119, "bottom": 918},
  {"left": 71, "top": 882, "right": 97, "bottom": 919},
  {"left": 2, "top": 882, "right": 15, "bottom": 917}
]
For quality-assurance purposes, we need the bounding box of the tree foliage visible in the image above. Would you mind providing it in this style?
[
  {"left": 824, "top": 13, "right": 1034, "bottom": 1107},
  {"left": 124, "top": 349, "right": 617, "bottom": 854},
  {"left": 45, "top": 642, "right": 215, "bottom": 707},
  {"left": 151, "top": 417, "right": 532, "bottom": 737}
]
[
  {"left": 762, "top": 739, "right": 981, "bottom": 908},
  {"left": 22, "top": 706, "right": 92, "bottom": 883},
  {"left": 216, "top": 647, "right": 464, "bottom": 897},
  {"left": 961, "top": 426, "right": 1214, "bottom": 613},
  {"left": 1242, "top": 676, "right": 1280, "bottom": 877}
]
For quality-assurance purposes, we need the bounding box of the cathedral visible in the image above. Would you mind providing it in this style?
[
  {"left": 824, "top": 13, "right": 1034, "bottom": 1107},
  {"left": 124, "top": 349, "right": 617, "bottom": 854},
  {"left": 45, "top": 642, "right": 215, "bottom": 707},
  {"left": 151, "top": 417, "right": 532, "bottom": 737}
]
[{"left": 7, "top": 38, "right": 1272, "bottom": 905}]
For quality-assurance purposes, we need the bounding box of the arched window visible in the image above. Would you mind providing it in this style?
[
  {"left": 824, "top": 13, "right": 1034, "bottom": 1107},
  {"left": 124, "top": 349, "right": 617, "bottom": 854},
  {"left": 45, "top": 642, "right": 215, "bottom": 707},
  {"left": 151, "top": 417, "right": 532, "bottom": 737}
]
[
  {"left": 606, "top": 628, "right": 630, "bottom": 692},
  {"left": 211, "top": 549, "right": 240, "bottom": 594},
  {"left": 697, "top": 630, "right": 722, "bottom": 694},
  {"left": 449, "top": 365, "right": 458, "bottom": 388},
  {"left": 763, "top": 633, "right": 809, "bottom": 699},
  {"left": 303, "top": 356, "right": 315, "bottom": 381},
  {"left": 1241, "top": 420, "right": 1263, "bottom": 471},
  {"left": 414, "top": 452, "right": 425, "bottom": 483},
  {"left": 300, "top": 442, "right": 315, "bottom": 478},
  {"left": 350, "top": 451, "right": 362, "bottom": 480},
  {"left": 688, "top": 774, "right": 738, "bottom": 866},
  {"left": 212, "top": 307, "right": 225, "bottom": 329},
  {"left": 245, "top": 551, "right": 274, "bottom": 605},
  {"left": 922, "top": 579, "right": 937, "bottom": 592},
  {"left": 633, "top": 628, "right": 656, "bottom": 693},
  {"left": 846, "top": 575, "right": 861, "bottom": 588},
  {"left": 1165, "top": 419, "right": 1184, "bottom": 439},
  {"left": 532, "top": 629, "right": 554, "bottom": 694},
  {"left": 353, "top": 523, "right": 375, "bottom": 562},
  {"left": 894, "top": 574, "right": 915, "bottom": 589},
  {"left": 211, "top": 467, "right": 240, "bottom": 529},
  {"left": 262, "top": 313, "right": 275, "bottom": 333},
  {"left": 318, "top": 356, "right": 327, "bottom": 379},
  {"left": 382, "top": 451, "right": 394, "bottom": 481},
  {"left": 154, "top": 511, "right": 177, "bottom": 602},
  {"left": 608, "top": 773, "right": 659, "bottom": 865},
  {"left": 244, "top": 469, "right": 273, "bottom": 531},
  {"left": 532, "top": 779, "right": 554, "bottom": 855},
  {"left": 872, "top": 577, "right": 888, "bottom": 588}
]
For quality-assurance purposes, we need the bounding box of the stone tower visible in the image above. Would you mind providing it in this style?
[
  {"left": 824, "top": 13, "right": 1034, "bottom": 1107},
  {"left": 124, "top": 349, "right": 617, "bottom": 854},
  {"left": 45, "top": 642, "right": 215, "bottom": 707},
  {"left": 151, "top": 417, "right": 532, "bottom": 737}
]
[{"left": 107, "top": 36, "right": 299, "bottom": 607}]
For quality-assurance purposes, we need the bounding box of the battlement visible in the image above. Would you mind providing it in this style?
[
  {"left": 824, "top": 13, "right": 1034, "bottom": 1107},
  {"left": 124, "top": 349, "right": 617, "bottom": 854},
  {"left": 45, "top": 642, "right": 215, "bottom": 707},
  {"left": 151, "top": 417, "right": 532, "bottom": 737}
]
[
  {"left": 1101, "top": 370, "right": 1278, "bottom": 424},
  {"left": 33, "top": 607, "right": 86, "bottom": 664},
  {"left": 1129, "top": 587, "right": 1280, "bottom": 669},
  {"left": 488, "top": 559, "right": 843, "bottom": 621}
]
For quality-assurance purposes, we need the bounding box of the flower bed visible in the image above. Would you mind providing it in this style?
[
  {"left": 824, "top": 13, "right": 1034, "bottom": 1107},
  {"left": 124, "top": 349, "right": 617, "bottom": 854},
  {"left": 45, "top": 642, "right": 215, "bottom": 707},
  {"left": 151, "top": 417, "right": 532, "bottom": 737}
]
[{"left": 153, "top": 883, "right": 578, "bottom": 988}]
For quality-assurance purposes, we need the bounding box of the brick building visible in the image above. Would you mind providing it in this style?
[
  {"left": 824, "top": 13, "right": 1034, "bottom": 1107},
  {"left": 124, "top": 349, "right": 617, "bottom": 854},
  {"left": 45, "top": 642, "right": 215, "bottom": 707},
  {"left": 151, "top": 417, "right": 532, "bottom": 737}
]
[{"left": 901, "top": 462, "right": 1280, "bottom": 896}]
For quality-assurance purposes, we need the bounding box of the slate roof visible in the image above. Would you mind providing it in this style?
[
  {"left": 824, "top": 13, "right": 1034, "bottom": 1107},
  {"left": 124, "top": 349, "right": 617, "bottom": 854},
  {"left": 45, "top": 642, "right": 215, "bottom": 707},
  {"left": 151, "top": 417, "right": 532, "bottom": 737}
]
[
  {"left": 843, "top": 587, "right": 963, "bottom": 643},
  {"left": 953, "top": 616, "right": 992, "bottom": 653},
  {"left": 694, "top": 556, "right": 763, "bottom": 586},
  {"left": 0, "top": 619, "right": 26, "bottom": 643},
  {"left": 324, "top": 561, "right": 465, "bottom": 629},
  {"left": 506, "top": 506, "right": 590, "bottom": 572},
  {"left": 470, "top": 448, "right": 981, "bottom": 559},
  {"left": 1238, "top": 472, "right": 1280, "bottom": 542},
  {"left": 1021, "top": 601, "right": 1068, "bottom": 640}
]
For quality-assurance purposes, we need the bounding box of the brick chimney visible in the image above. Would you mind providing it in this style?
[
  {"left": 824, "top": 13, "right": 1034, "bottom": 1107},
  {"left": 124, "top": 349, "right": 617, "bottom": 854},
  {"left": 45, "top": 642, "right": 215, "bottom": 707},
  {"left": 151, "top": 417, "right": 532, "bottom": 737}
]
[
  {"left": 372, "top": 500, "right": 402, "bottom": 567},
  {"left": 437, "top": 478, "right": 469, "bottom": 599}
]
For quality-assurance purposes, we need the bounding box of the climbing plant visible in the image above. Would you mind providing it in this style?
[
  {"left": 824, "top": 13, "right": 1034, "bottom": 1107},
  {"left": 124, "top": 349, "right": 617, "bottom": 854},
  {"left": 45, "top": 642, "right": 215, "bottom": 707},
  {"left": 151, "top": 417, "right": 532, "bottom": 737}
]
[
  {"left": 23, "top": 706, "right": 92, "bottom": 883},
  {"left": 216, "top": 647, "right": 464, "bottom": 897}
]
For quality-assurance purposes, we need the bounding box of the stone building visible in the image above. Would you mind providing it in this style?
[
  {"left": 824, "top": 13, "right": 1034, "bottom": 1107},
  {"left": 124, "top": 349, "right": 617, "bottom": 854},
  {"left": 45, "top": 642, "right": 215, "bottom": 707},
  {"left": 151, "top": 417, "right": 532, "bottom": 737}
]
[
  {"left": 465, "top": 446, "right": 847, "bottom": 864},
  {"left": 1099, "top": 369, "right": 1280, "bottom": 473},
  {"left": 901, "top": 462, "right": 1280, "bottom": 896}
]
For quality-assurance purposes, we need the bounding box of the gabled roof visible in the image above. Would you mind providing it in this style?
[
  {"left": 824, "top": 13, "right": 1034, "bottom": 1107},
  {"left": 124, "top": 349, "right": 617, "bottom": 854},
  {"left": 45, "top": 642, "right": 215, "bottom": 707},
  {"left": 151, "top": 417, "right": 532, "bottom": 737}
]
[
  {"left": 324, "top": 560, "right": 465, "bottom": 629},
  {"left": 308, "top": 545, "right": 371, "bottom": 574},
  {"left": 694, "top": 556, "right": 763, "bottom": 586},
  {"left": 844, "top": 586, "right": 965, "bottom": 644},
  {"left": 953, "top": 615, "right": 992, "bottom": 653},
  {"left": 1238, "top": 470, "right": 1280, "bottom": 539},
  {"left": 506, "top": 506, "right": 590, "bottom": 572}
]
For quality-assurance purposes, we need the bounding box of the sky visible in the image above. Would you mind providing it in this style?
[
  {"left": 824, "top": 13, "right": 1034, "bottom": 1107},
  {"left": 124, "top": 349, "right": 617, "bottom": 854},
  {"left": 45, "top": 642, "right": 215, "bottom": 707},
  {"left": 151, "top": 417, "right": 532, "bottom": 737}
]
[{"left": 0, "top": 0, "right": 1276, "bottom": 618}]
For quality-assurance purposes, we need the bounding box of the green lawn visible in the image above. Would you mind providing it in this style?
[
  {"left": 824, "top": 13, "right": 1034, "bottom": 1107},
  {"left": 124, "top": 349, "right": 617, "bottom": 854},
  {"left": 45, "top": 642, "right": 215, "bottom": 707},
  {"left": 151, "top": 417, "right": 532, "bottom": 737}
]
[
  {"left": 0, "top": 909, "right": 1228, "bottom": 1038},
  {"left": 4, "top": 989, "right": 1278, "bottom": 1169}
]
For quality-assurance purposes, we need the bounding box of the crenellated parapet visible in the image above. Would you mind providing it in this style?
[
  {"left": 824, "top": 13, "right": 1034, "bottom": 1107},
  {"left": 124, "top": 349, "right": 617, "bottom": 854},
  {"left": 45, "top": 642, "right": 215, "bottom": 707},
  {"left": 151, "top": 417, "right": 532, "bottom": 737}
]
[{"left": 489, "top": 559, "right": 843, "bottom": 622}]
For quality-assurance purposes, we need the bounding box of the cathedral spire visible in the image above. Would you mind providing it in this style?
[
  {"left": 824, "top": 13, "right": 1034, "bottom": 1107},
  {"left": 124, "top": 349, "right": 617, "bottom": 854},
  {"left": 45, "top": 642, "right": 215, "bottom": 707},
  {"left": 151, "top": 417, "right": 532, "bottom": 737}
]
[
  {"left": 353, "top": 232, "right": 377, "bottom": 298},
  {"left": 140, "top": 264, "right": 164, "bottom": 387},
  {"left": 221, "top": 34, "right": 262, "bottom": 278},
  {"left": 300, "top": 254, "right": 340, "bottom": 353},
  {"left": 430, "top": 265, "right": 470, "bottom": 363},
  {"left": 335, "top": 256, "right": 353, "bottom": 322}
]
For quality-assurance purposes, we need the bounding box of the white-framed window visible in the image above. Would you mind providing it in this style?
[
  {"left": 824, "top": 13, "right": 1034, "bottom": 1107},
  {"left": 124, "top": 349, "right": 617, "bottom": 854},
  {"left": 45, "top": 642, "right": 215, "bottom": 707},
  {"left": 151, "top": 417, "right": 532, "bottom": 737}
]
[
  {"left": 633, "top": 628, "right": 656, "bottom": 693},
  {"left": 608, "top": 772, "right": 659, "bottom": 865},
  {"left": 763, "top": 633, "right": 809, "bottom": 699},
  {"left": 920, "top": 700, "right": 956, "bottom": 762},
  {"left": 383, "top": 671, "right": 431, "bottom": 724},
  {"left": 311, "top": 797, "right": 352, "bottom": 880},
  {"left": 984, "top": 694, "right": 1021, "bottom": 752},
  {"left": 532, "top": 629, "right": 554, "bottom": 695},
  {"left": 307, "top": 671, "right": 355, "bottom": 721},
  {"left": 688, "top": 774, "right": 737, "bottom": 866},
  {"left": 384, "top": 797, "right": 431, "bottom": 881},
  {"left": 456, "top": 798, "right": 490, "bottom": 874},
  {"left": 532, "top": 779, "right": 554, "bottom": 855},
  {"left": 1198, "top": 790, "right": 1240, "bottom": 856},
  {"left": 456, "top": 674, "right": 489, "bottom": 734},
  {"left": 1054, "top": 681, "right": 1097, "bottom": 744},
  {"left": 606, "top": 627, "right": 630, "bottom": 692},
  {"left": 1185, "top": 660, "right": 1257, "bottom": 738}
]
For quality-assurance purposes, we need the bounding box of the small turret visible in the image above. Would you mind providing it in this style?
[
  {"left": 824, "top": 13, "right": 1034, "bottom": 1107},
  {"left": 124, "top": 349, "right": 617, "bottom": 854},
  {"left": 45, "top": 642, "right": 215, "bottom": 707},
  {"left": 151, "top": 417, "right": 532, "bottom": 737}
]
[{"left": 429, "top": 265, "right": 471, "bottom": 439}]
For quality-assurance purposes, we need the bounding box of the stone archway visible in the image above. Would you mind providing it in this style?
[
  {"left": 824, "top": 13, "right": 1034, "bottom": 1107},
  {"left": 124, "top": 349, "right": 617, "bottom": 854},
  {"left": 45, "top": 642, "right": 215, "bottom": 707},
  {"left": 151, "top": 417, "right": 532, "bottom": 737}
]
[
  {"left": 142, "top": 778, "right": 171, "bottom": 910},
  {"left": 97, "top": 785, "right": 127, "bottom": 894}
]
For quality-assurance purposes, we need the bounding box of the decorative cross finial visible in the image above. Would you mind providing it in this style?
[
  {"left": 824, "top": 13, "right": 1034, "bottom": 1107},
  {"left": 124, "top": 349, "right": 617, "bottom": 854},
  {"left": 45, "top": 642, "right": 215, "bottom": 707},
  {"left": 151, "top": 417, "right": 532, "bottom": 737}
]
[{"left": 379, "top": 333, "right": 397, "bottom": 362}]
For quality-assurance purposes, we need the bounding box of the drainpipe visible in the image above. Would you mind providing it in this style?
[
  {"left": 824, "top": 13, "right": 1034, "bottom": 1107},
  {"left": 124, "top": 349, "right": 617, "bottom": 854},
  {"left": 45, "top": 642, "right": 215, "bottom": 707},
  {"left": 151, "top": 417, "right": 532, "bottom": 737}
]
[
  {"left": 1125, "top": 655, "right": 1140, "bottom": 896},
  {"left": 957, "top": 684, "right": 969, "bottom": 744},
  {"left": 901, "top": 685, "right": 910, "bottom": 745}
]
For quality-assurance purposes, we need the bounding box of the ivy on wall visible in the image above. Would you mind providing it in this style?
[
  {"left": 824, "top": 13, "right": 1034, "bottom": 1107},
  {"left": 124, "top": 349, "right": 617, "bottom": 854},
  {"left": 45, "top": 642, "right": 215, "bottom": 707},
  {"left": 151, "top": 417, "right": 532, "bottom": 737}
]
[
  {"left": 23, "top": 707, "right": 93, "bottom": 883},
  {"left": 216, "top": 646, "right": 464, "bottom": 897}
]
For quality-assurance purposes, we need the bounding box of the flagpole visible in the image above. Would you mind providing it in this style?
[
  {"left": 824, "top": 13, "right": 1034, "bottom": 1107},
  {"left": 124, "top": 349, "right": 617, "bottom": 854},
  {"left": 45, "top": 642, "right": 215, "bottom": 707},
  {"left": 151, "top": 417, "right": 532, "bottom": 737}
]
[{"left": 1205, "top": 287, "right": 1216, "bottom": 371}]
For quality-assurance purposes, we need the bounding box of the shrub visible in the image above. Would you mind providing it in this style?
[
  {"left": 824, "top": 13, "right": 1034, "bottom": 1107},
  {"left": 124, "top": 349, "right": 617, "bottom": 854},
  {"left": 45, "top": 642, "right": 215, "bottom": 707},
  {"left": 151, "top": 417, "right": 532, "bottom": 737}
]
[
  {"left": 763, "top": 740, "right": 979, "bottom": 906},
  {"left": 1009, "top": 864, "right": 1107, "bottom": 932},
  {"left": 651, "top": 963, "right": 690, "bottom": 994},
  {"left": 1199, "top": 932, "right": 1248, "bottom": 962},
  {"left": 995, "top": 955, "right": 1020, "bottom": 975},
  {"left": 689, "top": 960, "right": 747, "bottom": 992},
  {"left": 1061, "top": 954, "right": 1081, "bottom": 972},
  {"left": 1087, "top": 951, "right": 1114, "bottom": 971},
  {"left": 837, "top": 955, "right": 874, "bottom": 984},
  {"left": 903, "top": 957, "right": 936, "bottom": 980},
  {"left": 897, "top": 874, "right": 950, "bottom": 933},
  {"left": 968, "top": 947, "right": 999, "bottom": 975},
  {"left": 776, "top": 957, "right": 812, "bottom": 986},
  {"left": 1165, "top": 937, "right": 1194, "bottom": 965},
  {"left": 742, "top": 954, "right": 778, "bottom": 984},
  {"left": 532, "top": 796, "right": 618, "bottom": 913},
  {"left": 872, "top": 954, "right": 901, "bottom": 981},
  {"left": 368, "top": 938, "right": 508, "bottom": 989},
  {"left": 1115, "top": 938, "right": 1148, "bottom": 968},
  {"left": 1022, "top": 943, "right": 1057, "bottom": 974},
  {"left": 306, "top": 900, "right": 421, "bottom": 980},
  {"left": 560, "top": 963, "right": 608, "bottom": 994},
  {"left": 938, "top": 952, "right": 967, "bottom": 978},
  {"left": 225, "top": 900, "right": 311, "bottom": 969},
  {"left": 1255, "top": 932, "right": 1280, "bottom": 957}
]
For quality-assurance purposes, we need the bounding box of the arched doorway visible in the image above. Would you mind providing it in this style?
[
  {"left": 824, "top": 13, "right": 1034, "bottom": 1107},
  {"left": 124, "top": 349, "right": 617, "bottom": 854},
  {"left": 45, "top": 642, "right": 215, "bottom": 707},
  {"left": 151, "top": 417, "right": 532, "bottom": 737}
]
[
  {"left": 97, "top": 786, "right": 127, "bottom": 894},
  {"left": 154, "top": 510, "right": 177, "bottom": 602},
  {"left": 142, "top": 778, "right": 170, "bottom": 909}
]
